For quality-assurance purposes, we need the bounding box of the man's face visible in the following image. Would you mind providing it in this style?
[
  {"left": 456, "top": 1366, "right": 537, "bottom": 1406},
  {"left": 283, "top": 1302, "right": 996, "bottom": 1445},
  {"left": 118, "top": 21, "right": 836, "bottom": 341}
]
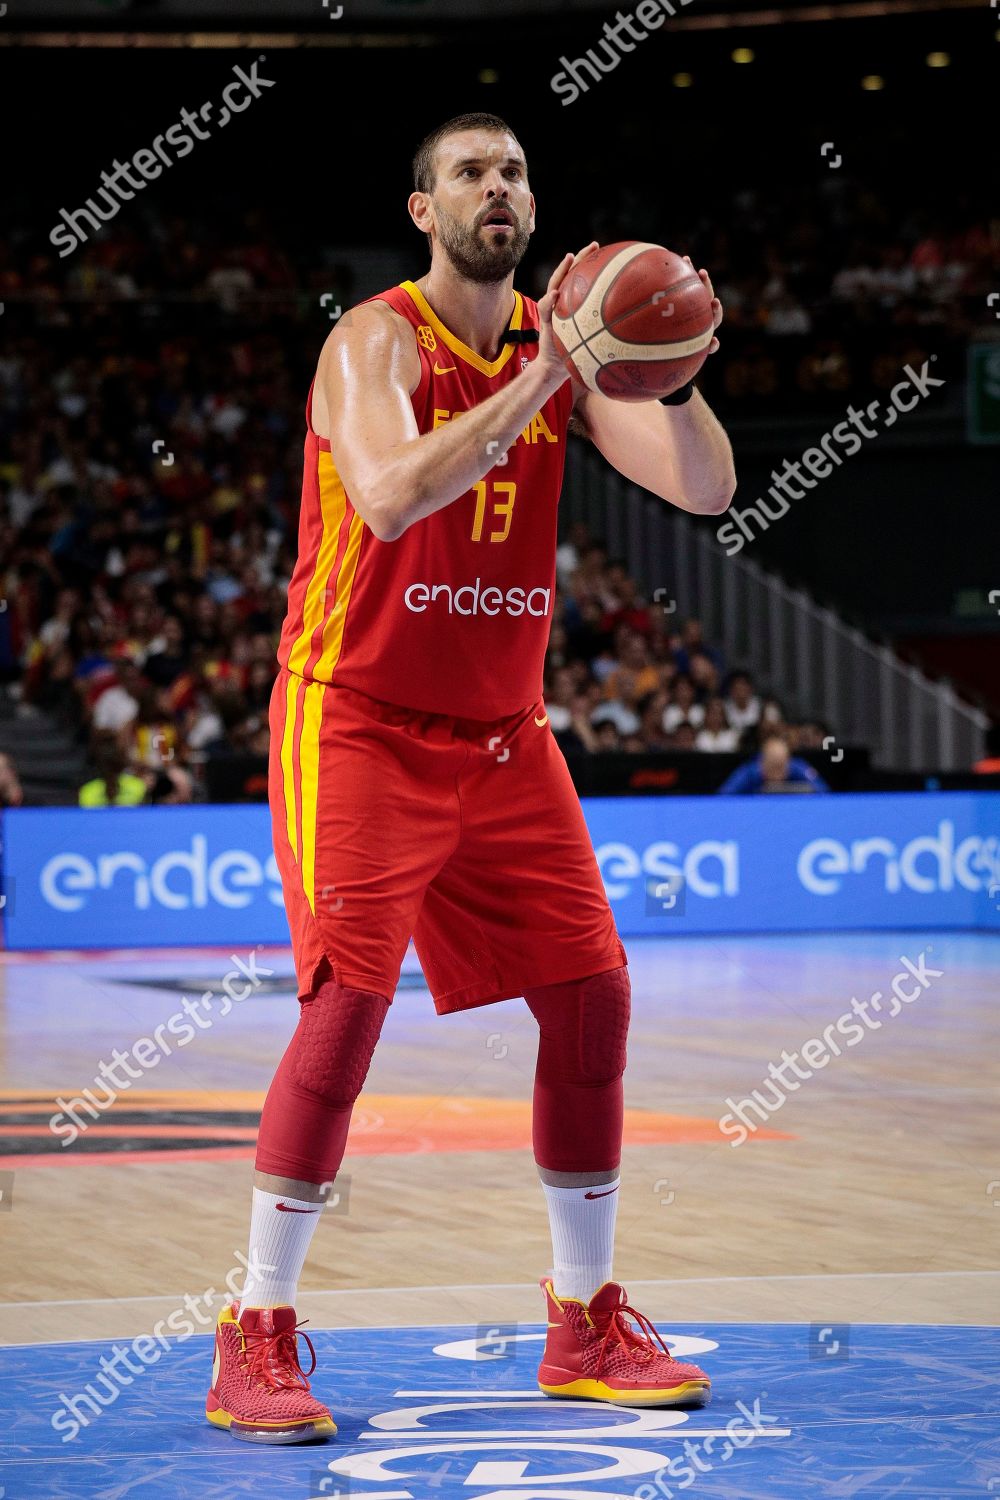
[
  {"left": 689, "top": 653, "right": 715, "bottom": 687},
  {"left": 413, "top": 130, "right": 535, "bottom": 284},
  {"left": 762, "top": 740, "right": 790, "bottom": 783}
]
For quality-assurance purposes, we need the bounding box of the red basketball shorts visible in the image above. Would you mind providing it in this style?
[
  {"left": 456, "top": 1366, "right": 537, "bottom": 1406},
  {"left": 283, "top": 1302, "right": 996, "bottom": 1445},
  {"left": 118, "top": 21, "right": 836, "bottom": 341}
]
[{"left": 268, "top": 667, "right": 626, "bottom": 1014}]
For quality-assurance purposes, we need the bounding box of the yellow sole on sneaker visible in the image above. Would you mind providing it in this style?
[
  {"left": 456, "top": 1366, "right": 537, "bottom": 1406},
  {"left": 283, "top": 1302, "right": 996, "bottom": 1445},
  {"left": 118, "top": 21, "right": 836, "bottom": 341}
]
[
  {"left": 538, "top": 1377, "right": 710, "bottom": 1408},
  {"left": 206, "top": 1406, "right": 338, "bottom": 1442}
]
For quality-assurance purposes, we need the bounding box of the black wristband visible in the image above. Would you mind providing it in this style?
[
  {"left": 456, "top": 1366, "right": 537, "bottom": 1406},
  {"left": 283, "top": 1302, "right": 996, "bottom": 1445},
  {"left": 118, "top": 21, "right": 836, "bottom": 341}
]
[{"left": 660, "top": 381, "right": 695, "bottom": 406}]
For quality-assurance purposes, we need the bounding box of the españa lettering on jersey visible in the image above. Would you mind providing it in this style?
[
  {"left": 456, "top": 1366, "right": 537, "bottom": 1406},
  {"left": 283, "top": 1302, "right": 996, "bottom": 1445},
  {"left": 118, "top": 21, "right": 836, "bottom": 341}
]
[{"left": 276, "top": 279, "right": 573, "bottom": 719}]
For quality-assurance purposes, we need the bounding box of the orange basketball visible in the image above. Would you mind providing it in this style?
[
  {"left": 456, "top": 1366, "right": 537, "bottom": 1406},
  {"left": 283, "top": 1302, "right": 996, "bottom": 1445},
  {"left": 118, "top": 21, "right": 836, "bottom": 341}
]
[{"left": 552, "top": 241, "right": 715, "bottom": 401}]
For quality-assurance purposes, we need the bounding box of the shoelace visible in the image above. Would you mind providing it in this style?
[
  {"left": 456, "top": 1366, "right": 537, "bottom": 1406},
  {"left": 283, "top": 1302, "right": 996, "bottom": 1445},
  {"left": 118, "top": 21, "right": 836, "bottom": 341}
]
[
  {"left": 594, "top": 1293, "right": 673, "bottom": 1375},
  {"left": 239, "top": 1319, "right": 317, "bottom": 1391}
]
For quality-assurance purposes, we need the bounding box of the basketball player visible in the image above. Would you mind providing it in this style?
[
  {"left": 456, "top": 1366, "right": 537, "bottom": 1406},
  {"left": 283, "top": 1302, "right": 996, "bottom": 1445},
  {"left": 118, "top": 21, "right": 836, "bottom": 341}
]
[{"left": 207, "top": 112, "right": 735, "bottom": 1442}]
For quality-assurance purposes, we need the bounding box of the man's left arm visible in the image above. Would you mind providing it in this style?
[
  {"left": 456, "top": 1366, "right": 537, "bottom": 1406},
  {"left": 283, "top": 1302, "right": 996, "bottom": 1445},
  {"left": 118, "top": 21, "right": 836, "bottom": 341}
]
[{"left": 571, "top": 259, "right": 736, "bottom": 517}]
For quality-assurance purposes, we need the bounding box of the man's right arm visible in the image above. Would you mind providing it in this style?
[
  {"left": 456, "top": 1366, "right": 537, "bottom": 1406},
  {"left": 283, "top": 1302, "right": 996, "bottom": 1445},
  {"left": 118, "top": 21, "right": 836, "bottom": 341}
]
[{"left": 312, "top": 253, "right": 581, "bottom": 543}]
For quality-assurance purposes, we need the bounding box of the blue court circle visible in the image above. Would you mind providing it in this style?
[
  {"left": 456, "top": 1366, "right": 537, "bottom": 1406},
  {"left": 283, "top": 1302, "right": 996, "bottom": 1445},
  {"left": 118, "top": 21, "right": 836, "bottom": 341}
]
[{"left": 3, "top": 1320, "right": 999, "bottom": 1497}]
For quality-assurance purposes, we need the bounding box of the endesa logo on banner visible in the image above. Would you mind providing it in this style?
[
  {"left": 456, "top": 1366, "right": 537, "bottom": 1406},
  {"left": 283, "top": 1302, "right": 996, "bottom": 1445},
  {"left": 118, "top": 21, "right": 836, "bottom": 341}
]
[
  {"left": 797, "top": 821, "right": 1000, "bottom": 897},
  {"left": 2, "top": 807, "right": 291, "bottom": 950},
  {"left": 1, "top": 793, "right": 998, "bottom": 950},
  {"left": 584, "top": 791, "right": 1000, "bottom": 935}
]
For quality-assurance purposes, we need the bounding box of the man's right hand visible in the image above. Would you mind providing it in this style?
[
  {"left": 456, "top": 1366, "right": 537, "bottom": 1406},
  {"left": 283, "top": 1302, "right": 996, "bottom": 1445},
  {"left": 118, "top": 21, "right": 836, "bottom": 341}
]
[{"left": 534, "top": 242, "right": 599, "bottom": 395}]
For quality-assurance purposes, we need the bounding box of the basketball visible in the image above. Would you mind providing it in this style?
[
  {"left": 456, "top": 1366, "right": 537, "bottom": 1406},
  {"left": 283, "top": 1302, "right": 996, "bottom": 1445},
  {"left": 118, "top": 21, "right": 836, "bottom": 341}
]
[{"left": 552, "top": 240, "right": 716, "bottom": 401}]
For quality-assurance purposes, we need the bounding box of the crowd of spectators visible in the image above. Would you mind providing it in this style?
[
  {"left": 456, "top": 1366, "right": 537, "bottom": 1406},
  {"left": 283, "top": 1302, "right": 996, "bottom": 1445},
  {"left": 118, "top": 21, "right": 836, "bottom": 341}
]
[
  {"left": 5, "top": 190, "right": 991, "bottom": 802},
  {"left": 0, "top": 191, "right": 995, "bottom": 420},
  {"left": 9, "top": 570, "right": 284, "bottom": 804},
  {"left": 545, "top": 522, "right": 830, "bottom": 764},
  {"left": 1, "top": 486, "right": 830, "bottom": 804}
]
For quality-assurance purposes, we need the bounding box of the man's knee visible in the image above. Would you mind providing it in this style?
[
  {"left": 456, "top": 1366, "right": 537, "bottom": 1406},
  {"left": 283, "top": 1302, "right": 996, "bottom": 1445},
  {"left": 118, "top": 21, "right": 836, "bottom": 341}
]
[
  {"left": 288, "top": 978, "right": 390, "bottom": 1107},
  {"left": 525, "top": 965, "right": 631, "bottom": 1084}
]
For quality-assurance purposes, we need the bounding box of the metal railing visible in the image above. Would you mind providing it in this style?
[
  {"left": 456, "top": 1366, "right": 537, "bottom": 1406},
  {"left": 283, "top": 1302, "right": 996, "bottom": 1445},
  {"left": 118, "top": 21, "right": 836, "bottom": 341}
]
[{"left": 562, "top": 442, "right": 989, "bottom": 771}]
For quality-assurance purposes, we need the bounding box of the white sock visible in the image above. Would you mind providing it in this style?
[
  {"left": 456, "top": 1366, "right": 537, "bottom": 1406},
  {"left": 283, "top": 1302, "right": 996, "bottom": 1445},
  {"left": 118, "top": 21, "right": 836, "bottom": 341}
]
[
  {"left": 236, "top": 1188, "right": 324, "bottom": 1312},
  {"left": 542, "top": 1177, "right": 620, "bottom": 1302}
]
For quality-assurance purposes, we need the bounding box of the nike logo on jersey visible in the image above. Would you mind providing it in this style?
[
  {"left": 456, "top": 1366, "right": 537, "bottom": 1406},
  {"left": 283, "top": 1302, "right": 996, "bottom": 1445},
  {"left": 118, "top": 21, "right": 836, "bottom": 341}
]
[
  {"left": 433, "top": 362, "right": 457, "bottom": 375},
  {"left": 584, "top": 1186, "right": 619, "bottom": 1200},
  {"left": 534, "top": 713, "right": 549, "bottom": 727},
  {"left": 275, "top": 1203, "right": 321, "bottom": 1213}
]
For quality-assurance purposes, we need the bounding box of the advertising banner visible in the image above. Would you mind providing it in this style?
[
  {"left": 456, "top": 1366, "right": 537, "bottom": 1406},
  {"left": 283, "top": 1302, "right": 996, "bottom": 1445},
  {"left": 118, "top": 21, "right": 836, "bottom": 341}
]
[{"left": 2, "top": 794, "right": 998, "bottom": 950}]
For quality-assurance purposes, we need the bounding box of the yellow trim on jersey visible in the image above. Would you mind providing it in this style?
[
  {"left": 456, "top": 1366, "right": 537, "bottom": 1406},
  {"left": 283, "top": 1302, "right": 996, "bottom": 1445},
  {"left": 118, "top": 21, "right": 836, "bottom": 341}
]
[
  {"left": 400, "top": 280, "right": 524, "bottom": 377},
  {"left": 281, "top": 674, "right": 300, "bottom": 863},
  {"left": 298, "top": 680, "right": 326, "bottom": 914},
  {"left": 314, "top": 510, "right": 365, "bottom": 681},
  {"left": 287, "top": 451, "right": 349, "bottom": 677}
]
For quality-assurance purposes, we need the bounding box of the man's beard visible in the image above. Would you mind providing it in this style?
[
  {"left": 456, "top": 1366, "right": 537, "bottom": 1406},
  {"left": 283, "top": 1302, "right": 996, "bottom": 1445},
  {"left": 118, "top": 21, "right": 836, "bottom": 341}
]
[{"left": 435, "top": 203, "right": 530, "bottom": 284}]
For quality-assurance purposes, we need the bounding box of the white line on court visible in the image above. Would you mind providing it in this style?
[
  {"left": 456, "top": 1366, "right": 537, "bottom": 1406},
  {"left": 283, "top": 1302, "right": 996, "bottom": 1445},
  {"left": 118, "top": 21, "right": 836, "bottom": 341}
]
[
  {"left": 1, "top": 1267, "right": 996, "bottom": 1311},
  {"left": 3, "top": 1323, "right": 998, "bottom": 1352}
]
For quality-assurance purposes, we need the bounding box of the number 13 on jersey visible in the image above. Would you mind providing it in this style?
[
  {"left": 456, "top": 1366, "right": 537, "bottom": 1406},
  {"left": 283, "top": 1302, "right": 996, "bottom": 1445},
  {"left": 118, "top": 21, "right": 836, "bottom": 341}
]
[{"left": 471, "top": 480, "right": 517, "bottom": 543}]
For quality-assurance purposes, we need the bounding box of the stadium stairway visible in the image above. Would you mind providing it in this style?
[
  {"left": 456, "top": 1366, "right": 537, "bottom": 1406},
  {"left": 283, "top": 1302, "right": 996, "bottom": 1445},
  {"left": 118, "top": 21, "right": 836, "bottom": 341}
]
[{"left": 0, "top": 687, "right": 88, "bottom": 807}]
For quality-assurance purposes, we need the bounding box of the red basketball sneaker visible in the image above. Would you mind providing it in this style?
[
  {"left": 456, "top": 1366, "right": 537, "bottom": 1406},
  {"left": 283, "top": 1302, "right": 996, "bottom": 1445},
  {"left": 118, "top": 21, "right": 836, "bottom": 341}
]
[
  {"left": 206, "top": 1303, "right": 337, "bottom": 1443},
  {"left": 537, "top": 1277, "right": 711, "bottom": 1407}
]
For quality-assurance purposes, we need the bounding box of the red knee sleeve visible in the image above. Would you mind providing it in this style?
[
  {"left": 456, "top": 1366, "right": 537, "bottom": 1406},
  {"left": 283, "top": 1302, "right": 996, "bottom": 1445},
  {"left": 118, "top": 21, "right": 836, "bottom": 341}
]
[
  {"left": 255, "top": 978, "right": 390, "bottom": 1185},
  {"left": 524, "top": 964, "right": 630, "bottom": 1173}
]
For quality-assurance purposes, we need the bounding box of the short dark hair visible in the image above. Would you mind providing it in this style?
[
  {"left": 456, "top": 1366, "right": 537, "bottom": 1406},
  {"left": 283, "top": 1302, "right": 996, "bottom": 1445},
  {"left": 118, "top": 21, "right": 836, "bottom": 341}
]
[{"left": 412, "top": 112, "right": 521, "bottom": 195}]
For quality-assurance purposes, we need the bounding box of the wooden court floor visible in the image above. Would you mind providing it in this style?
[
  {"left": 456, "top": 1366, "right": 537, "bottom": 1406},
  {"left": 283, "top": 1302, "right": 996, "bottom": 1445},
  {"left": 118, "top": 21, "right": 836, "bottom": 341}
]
[{"left": 1, "top": 930, "right": 997, "bottom": 1346}]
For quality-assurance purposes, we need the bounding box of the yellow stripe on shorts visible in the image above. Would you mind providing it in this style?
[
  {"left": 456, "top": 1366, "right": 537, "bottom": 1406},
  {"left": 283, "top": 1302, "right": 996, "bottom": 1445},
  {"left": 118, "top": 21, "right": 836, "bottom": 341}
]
[
  {"left": 298, "top": 680, "right": 327, "bottom": 913},
  {"left": 280, "top": 673, "right": 300, "bottom": 864}
]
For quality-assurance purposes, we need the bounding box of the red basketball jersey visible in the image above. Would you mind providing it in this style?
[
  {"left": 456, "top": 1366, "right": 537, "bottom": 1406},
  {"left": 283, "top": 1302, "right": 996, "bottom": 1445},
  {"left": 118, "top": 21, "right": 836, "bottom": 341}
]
[{"left": 277, "top": 279, "right": 573, "bottom": 718}]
